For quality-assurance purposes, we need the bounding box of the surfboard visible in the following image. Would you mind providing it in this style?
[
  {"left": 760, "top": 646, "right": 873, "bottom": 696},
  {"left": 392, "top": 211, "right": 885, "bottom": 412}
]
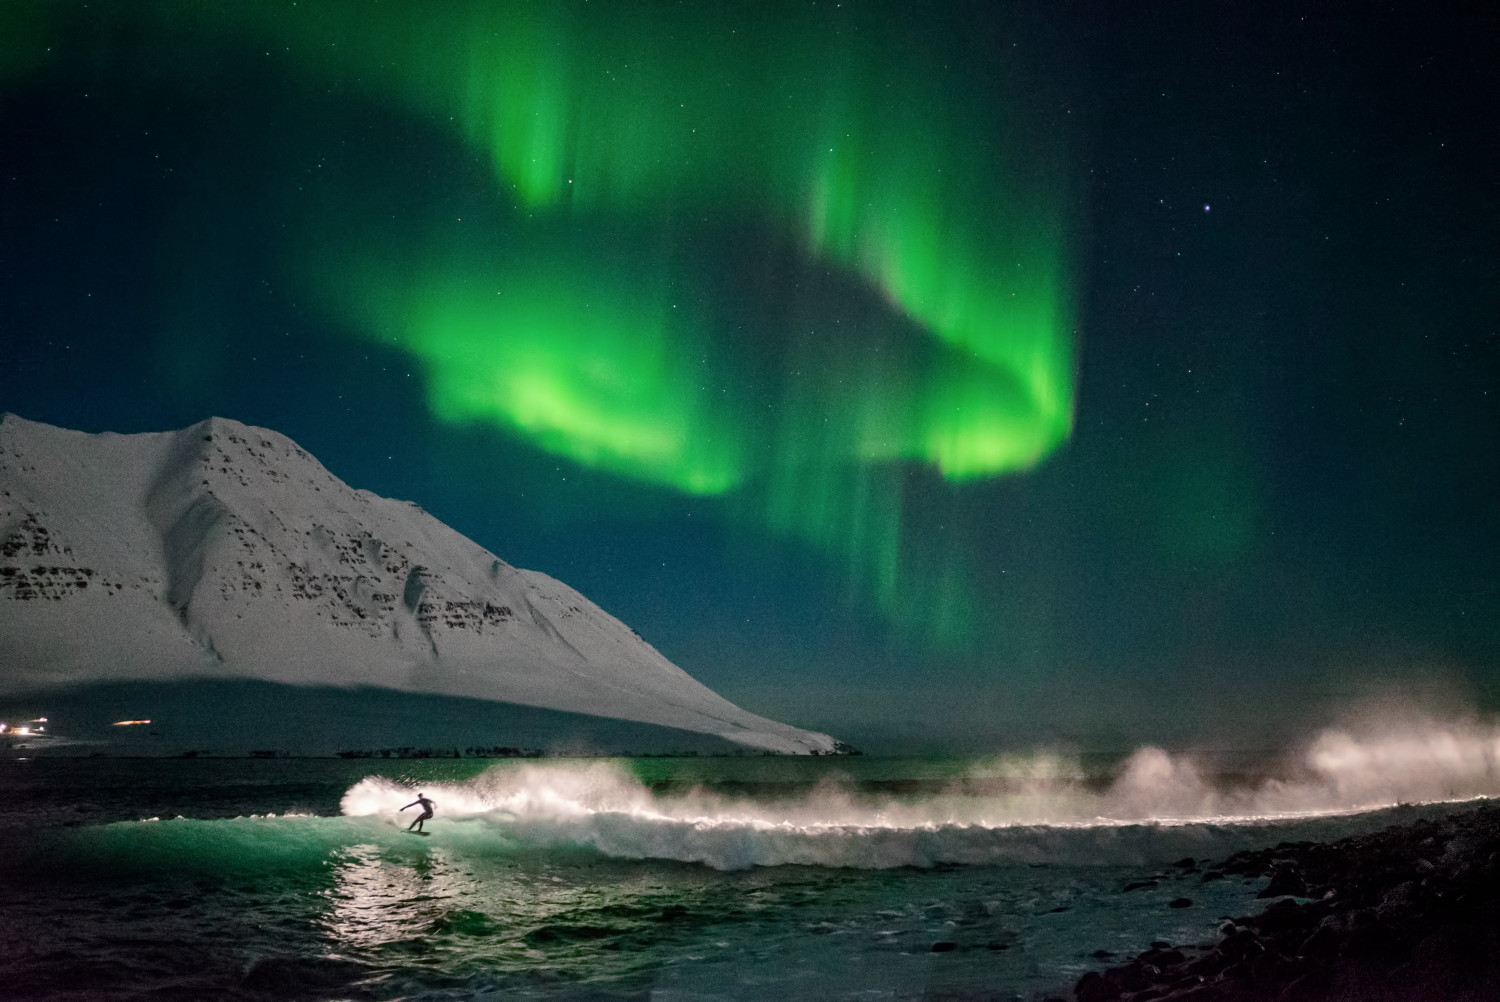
[{"left": 405, "top": 830, "right": 430, "bottom": 836}]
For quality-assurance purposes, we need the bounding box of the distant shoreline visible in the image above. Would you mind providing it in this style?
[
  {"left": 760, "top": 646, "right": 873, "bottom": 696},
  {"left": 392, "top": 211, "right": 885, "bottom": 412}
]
[{"left": 0, "top": 743, "right": 857, "bottom": 760}]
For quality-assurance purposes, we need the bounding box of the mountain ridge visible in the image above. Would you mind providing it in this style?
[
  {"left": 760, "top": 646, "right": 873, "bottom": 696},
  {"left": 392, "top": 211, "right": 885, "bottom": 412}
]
[{"left": 0, "top": 413, "right": 836, "bottom": 754}]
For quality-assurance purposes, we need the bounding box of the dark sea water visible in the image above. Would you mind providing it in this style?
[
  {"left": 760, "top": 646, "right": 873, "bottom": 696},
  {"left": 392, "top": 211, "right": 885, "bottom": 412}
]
[{"left": 0, "top": 754, "right": 1478, "bottom": 1001}]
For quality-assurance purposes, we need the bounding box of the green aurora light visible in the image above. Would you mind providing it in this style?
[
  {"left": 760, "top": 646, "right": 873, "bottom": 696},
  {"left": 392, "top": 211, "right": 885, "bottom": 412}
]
[{"left": 8, "top": 0, "right": 1079, "bottom": 645}]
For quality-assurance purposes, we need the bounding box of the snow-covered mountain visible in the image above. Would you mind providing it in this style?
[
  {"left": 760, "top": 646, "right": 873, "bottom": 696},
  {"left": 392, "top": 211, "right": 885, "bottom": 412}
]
[{"left": 0, "top": 414, "right": 836, "bottom": 754}]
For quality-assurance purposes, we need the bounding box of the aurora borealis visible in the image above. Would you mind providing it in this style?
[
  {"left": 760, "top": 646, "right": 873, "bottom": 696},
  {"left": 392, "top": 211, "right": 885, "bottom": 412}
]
[
  {"left": 284, "top": 0, "right": 1078, "bottom": 643},
  {"left": 3, "top": 1, "right": 1496, "bottom": 749}
]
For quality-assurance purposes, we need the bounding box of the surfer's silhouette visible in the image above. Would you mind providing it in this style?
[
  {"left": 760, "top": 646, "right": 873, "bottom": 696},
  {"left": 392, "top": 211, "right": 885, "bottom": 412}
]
[{"left": 401, "top": 793, "right": 436, "bottom": 833}]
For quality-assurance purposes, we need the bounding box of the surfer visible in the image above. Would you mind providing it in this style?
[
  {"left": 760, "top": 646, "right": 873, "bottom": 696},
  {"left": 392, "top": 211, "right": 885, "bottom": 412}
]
[{"left": 401, "top": 792, "right": 436, "bottom": 833}]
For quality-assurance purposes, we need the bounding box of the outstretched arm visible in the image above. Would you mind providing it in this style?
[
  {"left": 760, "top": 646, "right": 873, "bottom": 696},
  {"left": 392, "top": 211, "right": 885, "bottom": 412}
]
[{"left": 401, "top": 800, "right": 418, "bottom": 810}]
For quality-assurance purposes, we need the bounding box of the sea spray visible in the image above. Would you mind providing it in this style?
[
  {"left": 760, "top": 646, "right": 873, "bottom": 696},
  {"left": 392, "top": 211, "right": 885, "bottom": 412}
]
[
  {"left": 7, "top": 719, "right": 1500, "bottom": 1001},
  {"left": 318, "top": 721, "right": 1500, "bottom": 870},
  {"left": 340, "top": 722, "right": 1500, "bottom": 847}
]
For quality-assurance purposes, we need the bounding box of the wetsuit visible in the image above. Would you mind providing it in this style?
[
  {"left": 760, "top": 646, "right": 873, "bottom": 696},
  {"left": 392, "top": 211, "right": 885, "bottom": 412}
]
[{"left": 402, "top": 796, "right": 436, "bottom": 831}]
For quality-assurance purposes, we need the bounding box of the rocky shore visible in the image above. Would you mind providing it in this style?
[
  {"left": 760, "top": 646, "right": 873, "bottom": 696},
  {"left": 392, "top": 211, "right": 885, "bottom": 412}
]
[{"left": 1071, "top": 802, "right": 1500, "bottom": 1001}]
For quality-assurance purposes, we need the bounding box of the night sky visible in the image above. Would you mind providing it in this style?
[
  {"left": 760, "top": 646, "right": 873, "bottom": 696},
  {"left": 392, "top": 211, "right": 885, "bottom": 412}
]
[{"left": 2, "top": 1, "right": 1495, "bottom": 752}]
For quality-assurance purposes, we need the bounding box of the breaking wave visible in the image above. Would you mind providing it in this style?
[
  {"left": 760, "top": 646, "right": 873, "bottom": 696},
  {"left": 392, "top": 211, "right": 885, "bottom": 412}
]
[
  {"left": 328, "top": 720, "right": 1500, "bottom": 870},
  {"left": 25, "top": 718, "right": 1500, "bottom": 877}
]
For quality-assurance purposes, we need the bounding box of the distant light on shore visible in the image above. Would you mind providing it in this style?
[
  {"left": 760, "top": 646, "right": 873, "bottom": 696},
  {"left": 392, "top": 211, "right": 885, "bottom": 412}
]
[{"left": 113, "top": 719, "right": 153, "bottom": 726}]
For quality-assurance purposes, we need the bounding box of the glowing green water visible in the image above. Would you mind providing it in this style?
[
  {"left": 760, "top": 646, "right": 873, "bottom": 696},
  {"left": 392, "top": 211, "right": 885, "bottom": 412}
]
[{"left": 0, "top": 756, "right": 1288, "bottom": 1001}]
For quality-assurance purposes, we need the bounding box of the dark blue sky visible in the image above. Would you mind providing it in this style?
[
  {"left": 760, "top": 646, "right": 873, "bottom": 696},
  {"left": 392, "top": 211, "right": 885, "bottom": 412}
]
[{"left": 2, "top": 1, "right": 1495, "bottom": 751}]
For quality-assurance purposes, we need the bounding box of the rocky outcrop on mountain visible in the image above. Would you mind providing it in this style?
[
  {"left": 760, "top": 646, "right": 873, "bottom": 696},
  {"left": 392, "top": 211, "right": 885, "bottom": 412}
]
[
  {"left": 1072, "top": 803, "right": 1500, "bottom": 1001},
  {"left": 0, "top": 414, "right": 836, "bottom": 754}
]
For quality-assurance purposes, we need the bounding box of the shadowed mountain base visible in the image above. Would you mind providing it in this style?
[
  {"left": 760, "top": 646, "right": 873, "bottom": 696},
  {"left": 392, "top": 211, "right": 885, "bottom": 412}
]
[{"left": 0, "top": 679, "right": 757, "bottom": 757}]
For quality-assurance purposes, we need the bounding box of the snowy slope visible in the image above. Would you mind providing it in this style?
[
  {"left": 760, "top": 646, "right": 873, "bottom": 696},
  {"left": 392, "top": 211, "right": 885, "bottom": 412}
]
[{"left": 0, "top": 414, "right": 836, "bottom": 754}]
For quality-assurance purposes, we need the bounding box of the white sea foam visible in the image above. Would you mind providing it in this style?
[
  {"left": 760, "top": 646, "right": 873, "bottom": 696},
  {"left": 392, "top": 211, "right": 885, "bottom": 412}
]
[{"left": 337, "top": 719, "right": 1500, "bottom": 870}]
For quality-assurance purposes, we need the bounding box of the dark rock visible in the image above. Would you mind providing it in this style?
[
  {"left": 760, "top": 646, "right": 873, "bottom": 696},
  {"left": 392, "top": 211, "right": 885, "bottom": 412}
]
[
  {"left": 1072, "top": 804, "right": 1500, "bottom": 1002},
  {"left": 1167, "top": 897, "right": 1193, "bottom": 909},
  {"left": 1171, "top": 857, "right": 1197, "bottom": 869},
  {"left": 1250, "top": 896, "right": 1310, "bottom": 934},
  {"left": 1257, "top": 866, "right": 1308, "bottom": 898},
  {"left": 1184, "top": 949, "right": 1228, "bottom": 978},
  {"left": 1219, "top": 928, "right": 1266, "bottom": 962},
  {"left": 1091, "top": 949, "right": 1116, "bottom": 958},
  {"left": 1217, "top": 959, "right": 1249, "bottom": 983},
  {"left": 1122, "top": 880, "right": 1158, "bottom": 892},
  {"left": 1278, "top": 964, "right": 1335, "bottom": 999},
  {"left": 1247, "top": 950, "right": 1291, "bottom": 986},
  {"left": 1375, "top": 878, "right": 1420, "bottom": 920},
  {"left": 929, "top": 941, "right": 957, "bottom": 952},
  {"left": 1298, "top": 918, "right": 1342, "bottom": 958},
  {"left": 1074, "top": 970, "right": 1117, "bottom": 1002}
]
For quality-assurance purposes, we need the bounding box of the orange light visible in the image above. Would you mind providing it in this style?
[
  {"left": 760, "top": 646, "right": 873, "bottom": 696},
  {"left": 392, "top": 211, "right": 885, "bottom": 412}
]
[{"left": 112, "top": 719, "right": 153, "bottom": 726}]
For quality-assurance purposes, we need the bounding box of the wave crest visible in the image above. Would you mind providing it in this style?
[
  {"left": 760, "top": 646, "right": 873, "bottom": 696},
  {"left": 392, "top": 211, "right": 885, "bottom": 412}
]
[{"left": 332, "top": 720, "right": 1500, "bottom": 869}]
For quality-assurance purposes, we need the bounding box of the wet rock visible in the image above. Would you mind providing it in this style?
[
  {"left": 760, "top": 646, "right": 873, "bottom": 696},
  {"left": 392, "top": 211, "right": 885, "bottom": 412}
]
[
  {"left": 1199, "top": 871, "right": 1223, "bottom": 883},
  {"left": 1218, "top": 928, "right": 1266, "bottom": 963},
  {"left": 1167, "top": 897, "right": 1193, "bottom": 909},
  {"left": 1249, "top": 896, "right": 1310, "bottom": 934},
  {"left": 1072, "top": 802, "right": 1500, "bottom": 1002},
  {"left": 1298, "top": 917, "right": 1342, "bottom": 957},
  {"left": 929, "top": 941, "right": 956, "bottom": 952},
  {"left": 1257, "top": 865, "right": 1308, "bottom": 898},
  {"left": 1376, "top": 878, "right": 1420, "bottom": 919},
  {"left": 1122, "top": 880, "right": 1157, "bottom": 892},
  {"left": 1184, "top": 949, "right": 1228, "bottom": 978},
  {"left": 1073, "top": 971, "right": 1115, "bottom": 1002},
  {"left": 1107, "top": 961, "right": 1156, "bottom": 992}
]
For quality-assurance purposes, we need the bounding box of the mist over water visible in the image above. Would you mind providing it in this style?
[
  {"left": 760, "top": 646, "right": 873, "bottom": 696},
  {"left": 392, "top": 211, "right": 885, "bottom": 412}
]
[
  {"left": 333, "top": 718, "right": 1500, "bottom": 870},
  {"left": 6, "top": 713, "right": 1499, "bottom": 1001}
]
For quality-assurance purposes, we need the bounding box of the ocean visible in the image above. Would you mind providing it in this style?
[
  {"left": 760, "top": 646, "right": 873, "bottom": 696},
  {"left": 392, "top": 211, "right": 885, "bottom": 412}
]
[{"left": 0, "top": 752, "right": 1483, "bottom": 1001}]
